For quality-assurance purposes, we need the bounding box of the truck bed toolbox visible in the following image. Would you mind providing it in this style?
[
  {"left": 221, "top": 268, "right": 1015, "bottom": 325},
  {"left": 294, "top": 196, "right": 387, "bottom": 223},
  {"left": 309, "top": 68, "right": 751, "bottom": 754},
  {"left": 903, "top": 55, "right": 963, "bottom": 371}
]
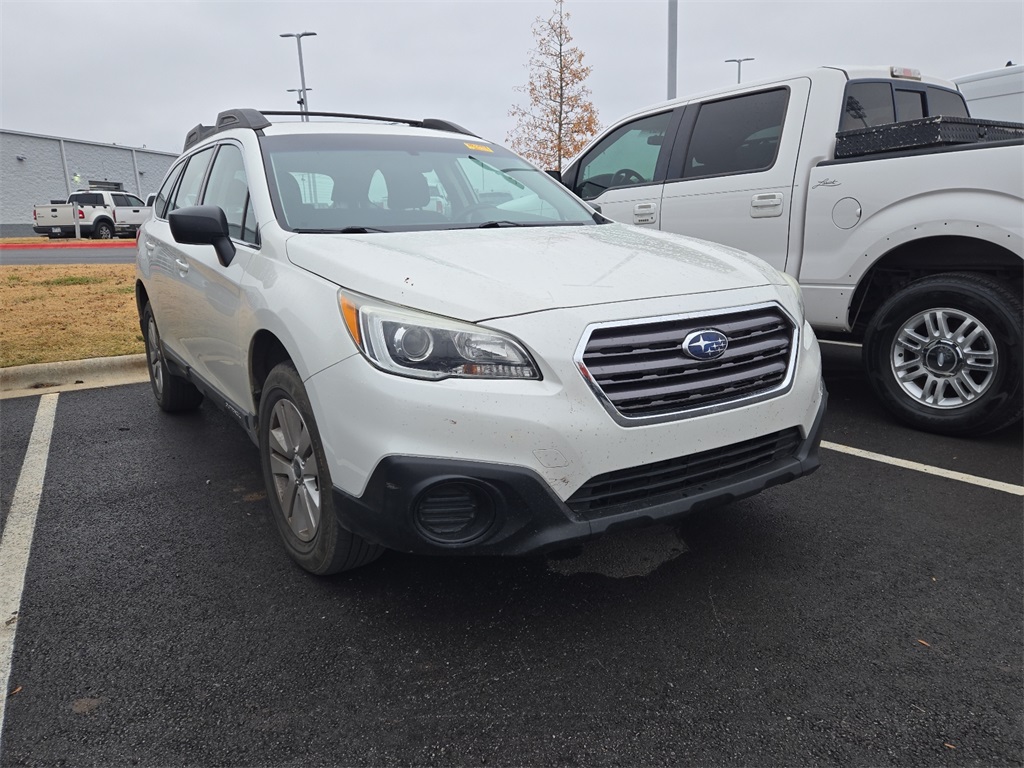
[{"left": 835, "top": 116, "right": 1024, "bottom": 158}]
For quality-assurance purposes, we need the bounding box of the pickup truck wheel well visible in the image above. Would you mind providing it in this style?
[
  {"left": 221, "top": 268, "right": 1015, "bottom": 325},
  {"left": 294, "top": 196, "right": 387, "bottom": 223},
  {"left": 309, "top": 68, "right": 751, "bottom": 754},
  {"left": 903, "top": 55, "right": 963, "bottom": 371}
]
[
  {"left": 848, "top": 236, "right": 1022, "bottom": 339},
  {"left": 250, "top": 331, "right": 292, "bottom": 414}
]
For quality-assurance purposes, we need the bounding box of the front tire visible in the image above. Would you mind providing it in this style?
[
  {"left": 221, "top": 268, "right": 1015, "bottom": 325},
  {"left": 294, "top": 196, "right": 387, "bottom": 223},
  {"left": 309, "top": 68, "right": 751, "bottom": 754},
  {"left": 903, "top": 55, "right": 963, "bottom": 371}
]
[
  {"left": 258, "top": 362, "right": 383, "bottom": 575},
  {"left": 863, "top": 272, "right": 1023, "bottom": 437},
  {"left": 142, "top": 303, "right": 204, "bottom": 412}
]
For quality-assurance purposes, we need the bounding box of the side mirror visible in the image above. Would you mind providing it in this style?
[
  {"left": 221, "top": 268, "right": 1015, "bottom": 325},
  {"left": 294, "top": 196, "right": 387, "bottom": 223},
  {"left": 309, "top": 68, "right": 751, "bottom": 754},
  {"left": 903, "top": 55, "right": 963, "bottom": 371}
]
[
  {"left": 545, "top": 169, "right": 562, "bottom": 183},
  {"left": 169, "top": 205, "right": 236, "bottom": 267}
]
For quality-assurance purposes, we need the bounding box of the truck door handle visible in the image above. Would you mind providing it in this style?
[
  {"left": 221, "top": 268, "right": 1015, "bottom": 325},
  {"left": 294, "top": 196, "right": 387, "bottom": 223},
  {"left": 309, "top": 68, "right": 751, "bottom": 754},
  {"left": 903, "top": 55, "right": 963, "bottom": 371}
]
[
  {"left": 750, "top": 193, "right": 784, "bottom": 218},
  {"left": 633, "top": 202, "right": 658, "bottom": 225}
]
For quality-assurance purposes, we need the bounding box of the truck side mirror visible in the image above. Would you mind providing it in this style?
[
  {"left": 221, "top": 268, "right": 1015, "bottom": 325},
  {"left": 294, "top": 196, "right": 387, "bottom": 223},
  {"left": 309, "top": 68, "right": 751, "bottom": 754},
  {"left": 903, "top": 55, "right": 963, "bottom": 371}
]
[{"left": 169, "top": 205, "right": 236, "bottom": 267}]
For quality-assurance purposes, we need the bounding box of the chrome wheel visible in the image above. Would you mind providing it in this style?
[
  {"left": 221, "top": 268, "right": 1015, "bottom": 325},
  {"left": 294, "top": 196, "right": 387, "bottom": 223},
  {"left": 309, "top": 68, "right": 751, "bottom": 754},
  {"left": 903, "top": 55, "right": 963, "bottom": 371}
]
[
  {"left": 890, "top": 307, "right": 997, "bottom": 409},
  {"left": 146, "top": 316, "right": 164, "bottom": 396},
  {"left": 267, "top": 399, "right": 321, "bottom": 542}
]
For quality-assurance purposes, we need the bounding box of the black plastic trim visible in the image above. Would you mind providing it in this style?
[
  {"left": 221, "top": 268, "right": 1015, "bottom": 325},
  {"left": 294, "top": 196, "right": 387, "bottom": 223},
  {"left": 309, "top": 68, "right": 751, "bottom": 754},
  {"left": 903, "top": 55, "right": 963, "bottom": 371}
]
[{"left": 332, "top": 390, "right": 827, "bottom": 557}]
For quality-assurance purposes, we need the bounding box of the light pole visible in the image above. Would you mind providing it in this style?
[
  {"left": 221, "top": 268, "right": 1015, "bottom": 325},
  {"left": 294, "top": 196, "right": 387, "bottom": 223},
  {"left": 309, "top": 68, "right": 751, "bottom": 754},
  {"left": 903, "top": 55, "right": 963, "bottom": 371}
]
[
  {"left": 667, "top": 0, "right": 678, "bottom": 100},
  {"left": 280, "top": 31, "right": 317, "bottom": 121},
  {"left": 287, "top": 87, "right": 312, "bottom": 112},
  {"left": 725, "top": 57, "right": 754, "bottom": 84}
]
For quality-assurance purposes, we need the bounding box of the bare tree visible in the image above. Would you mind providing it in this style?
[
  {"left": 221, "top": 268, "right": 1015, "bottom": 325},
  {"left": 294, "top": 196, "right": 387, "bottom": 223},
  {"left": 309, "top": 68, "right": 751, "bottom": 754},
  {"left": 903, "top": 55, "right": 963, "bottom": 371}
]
[{"left": 507, "top": 0, "right": 600, "bottom": 173}]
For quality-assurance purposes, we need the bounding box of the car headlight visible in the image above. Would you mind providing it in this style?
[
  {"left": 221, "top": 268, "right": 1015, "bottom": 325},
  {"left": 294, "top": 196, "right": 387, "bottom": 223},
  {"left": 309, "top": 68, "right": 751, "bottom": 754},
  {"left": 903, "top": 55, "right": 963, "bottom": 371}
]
[{"left": 339, "top": 291, "right": 540, "bottom": 381}]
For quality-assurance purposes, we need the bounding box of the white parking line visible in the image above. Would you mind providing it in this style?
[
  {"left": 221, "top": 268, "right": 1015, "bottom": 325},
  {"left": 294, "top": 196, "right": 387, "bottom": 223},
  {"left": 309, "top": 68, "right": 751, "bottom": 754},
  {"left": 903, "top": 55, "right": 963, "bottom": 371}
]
[
  {"left": 822, "top": 440, "right": 1024, "bottom": 496},
  {"left": 0, "top": 393, "right": 58, "bottom": 758}
]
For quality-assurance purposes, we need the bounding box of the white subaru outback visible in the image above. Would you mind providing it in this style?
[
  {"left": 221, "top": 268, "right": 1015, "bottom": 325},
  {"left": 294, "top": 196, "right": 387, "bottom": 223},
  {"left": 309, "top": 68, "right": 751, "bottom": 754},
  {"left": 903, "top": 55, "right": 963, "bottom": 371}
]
[{"left": 135, "top": 108, "right": 827, "bottom": 575}]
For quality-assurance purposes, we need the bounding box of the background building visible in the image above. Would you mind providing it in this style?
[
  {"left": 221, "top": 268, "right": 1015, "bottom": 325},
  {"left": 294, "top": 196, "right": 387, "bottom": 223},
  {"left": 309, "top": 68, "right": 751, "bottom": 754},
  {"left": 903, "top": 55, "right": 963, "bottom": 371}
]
[{"left": 1, "top": 130, "right": 178, "bottom": 237}]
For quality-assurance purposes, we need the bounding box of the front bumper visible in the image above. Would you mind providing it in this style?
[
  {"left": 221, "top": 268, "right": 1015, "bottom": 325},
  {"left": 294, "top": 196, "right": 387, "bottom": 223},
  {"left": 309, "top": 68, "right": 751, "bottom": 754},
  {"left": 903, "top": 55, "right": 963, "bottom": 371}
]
[{"left": 332, "top": 389, "right": 827, "bottom": 557}]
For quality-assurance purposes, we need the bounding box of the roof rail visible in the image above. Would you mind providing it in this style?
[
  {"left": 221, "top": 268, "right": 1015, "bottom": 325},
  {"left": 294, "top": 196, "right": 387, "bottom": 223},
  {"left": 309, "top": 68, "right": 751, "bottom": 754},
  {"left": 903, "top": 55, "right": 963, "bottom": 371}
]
[{"left": 182, "top": 108, "right": 477, "bottom": 151}]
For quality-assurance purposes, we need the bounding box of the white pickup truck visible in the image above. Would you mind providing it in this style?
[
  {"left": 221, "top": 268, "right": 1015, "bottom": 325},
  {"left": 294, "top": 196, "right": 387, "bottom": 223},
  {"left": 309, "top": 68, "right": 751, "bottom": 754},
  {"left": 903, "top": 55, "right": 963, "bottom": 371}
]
[
  {"left": 33, "top": 189, "right": 151, "bottom": 239},
  {"left": 560, "top": 65, "right": 1023, "bottom": 437}
]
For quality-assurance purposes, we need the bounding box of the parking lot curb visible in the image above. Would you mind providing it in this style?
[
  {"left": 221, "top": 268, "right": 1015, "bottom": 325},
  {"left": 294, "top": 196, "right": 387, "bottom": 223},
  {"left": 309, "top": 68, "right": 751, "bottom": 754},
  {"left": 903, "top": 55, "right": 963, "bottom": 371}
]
[{"left": 0, "top": 354, "right": 149, "bottom": 399}]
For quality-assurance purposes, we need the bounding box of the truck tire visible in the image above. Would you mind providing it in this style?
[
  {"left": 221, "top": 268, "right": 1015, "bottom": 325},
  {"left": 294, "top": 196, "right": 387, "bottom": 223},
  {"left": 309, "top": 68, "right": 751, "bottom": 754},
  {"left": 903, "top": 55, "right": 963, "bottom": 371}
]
[
  {"left": 142, "top": 303, "right": 204, "bottom": 412},
  {"left": 258, "top": 362, "right": 384, "bottom": 575},
  {"left": 863, "top": 272, "right": 1023, "bottom": 437},
  {"left": 93, "top": 219, "right": 114, "bottom": 239}
]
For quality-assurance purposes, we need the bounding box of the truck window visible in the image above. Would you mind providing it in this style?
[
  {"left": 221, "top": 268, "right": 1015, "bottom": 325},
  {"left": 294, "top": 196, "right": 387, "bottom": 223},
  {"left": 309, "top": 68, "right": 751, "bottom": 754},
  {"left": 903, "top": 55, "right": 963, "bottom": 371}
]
[
  {"left": 69, "top": 192, "right": 104, "bottom": 206},
  {"left": 926, "top": 86, "right": 970, "bottom": 117},
  {"left": 202, "top": 144, "right": 252, "bottom": 242},
  {"left": 126, "top": 194, "right": 145, "bottom": 207},
  {"left": 112, "top": 193, "right": 131, "bottom": 207},
  {"left": 841, "top": 82, "right": 895, "bottom": 130},
  {"left": 895, "top": 89, "right": 925, "bottom": 121},
  {"left": 574, "top": 111, "right": 673, "bottom": 200},
  {"left": 682, "top": 88, "right": 788, "bottom": 179}
]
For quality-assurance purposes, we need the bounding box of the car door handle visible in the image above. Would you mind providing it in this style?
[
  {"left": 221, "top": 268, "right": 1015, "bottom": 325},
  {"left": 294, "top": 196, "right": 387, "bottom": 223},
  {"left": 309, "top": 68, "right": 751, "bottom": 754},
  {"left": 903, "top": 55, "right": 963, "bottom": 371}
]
[
  {"left": 144, "top": 240, "right": 156, "bottom": 251},
  {"left": 750, "top": 193, "right": 784, "bottom": 218},
  {"left": 175, "top": 258, "right": 189, "bottom": 274}
]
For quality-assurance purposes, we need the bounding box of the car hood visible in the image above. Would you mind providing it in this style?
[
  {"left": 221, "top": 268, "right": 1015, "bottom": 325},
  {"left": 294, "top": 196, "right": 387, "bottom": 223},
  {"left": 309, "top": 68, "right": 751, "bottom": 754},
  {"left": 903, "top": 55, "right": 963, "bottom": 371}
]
[{"left": 285, "top": 223, "right": 784, "bottom": 322}]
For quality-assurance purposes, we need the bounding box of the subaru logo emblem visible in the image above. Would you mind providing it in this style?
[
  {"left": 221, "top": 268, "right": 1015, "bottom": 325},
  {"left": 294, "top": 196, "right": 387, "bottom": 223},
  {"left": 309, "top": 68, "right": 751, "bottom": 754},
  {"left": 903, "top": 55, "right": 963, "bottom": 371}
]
[{"left": 683, "top": 329, "right": 729, "bottom": 361}]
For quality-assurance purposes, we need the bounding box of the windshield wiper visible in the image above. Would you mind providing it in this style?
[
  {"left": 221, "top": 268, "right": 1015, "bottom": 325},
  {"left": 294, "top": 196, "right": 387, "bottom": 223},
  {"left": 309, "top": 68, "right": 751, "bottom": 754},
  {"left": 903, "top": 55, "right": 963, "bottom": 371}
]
[
  {"left": 474, "top": 220, "right": 524, "bottom": 229},
  {"left": 291, "top": 226, "right": 390, "bottom": 234}
]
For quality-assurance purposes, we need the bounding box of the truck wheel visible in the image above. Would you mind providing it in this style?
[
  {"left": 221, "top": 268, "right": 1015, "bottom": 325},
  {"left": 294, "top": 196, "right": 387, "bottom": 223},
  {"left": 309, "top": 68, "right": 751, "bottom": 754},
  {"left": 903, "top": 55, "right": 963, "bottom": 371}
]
[
  {"left": 863, "top": 272, "right": 1023, "bottom": 437},
  {"left": 142, "top": 303, "right": 203, "bottom": 412},
  {"left": 93, "top": 220, "right": 114, "bottom": 239},
  {"left": 258, "top": 362, "right": 384, "bottom": 575}
]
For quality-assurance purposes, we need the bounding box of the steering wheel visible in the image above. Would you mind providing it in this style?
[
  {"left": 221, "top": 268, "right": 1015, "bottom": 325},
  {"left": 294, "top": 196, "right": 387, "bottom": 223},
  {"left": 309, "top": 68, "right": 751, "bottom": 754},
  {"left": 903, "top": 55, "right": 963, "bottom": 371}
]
[
  {"left": 453, "top": 202, "right": 496, "bottom": 222},
  {"left": 610, "top": 168, "right": 645, "bottom": 187}
]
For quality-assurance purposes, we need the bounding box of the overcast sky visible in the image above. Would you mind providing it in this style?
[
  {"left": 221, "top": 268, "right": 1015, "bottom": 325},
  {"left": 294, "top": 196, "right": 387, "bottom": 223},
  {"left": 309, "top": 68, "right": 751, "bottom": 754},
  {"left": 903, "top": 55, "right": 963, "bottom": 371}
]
[{"left": 1, "top": 0, "right": 1021, "bottom": 155}]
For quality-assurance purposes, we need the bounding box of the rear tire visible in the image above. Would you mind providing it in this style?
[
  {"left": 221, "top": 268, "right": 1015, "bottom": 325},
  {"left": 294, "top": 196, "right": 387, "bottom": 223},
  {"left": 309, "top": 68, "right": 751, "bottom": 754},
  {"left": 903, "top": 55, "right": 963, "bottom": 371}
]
[
  {"left": 258, "top": 362, "right": 384, "bottom": 575},
  {"left": 93, "top": 220, "right": 114, "bottom": 240},
  {"left": 142, "top": 303, "right": 204, "bottom": 412},
  {"left": 863, "top": 272, "right": 1023, "bottom": 437}
]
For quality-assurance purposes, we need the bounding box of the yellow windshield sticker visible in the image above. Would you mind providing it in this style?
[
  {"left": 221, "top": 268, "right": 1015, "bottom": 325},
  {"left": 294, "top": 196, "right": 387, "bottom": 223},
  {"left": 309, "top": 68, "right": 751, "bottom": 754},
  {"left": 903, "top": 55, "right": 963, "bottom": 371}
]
[{"left": 464, "top": 142, "right": 493, "bottom": 153}]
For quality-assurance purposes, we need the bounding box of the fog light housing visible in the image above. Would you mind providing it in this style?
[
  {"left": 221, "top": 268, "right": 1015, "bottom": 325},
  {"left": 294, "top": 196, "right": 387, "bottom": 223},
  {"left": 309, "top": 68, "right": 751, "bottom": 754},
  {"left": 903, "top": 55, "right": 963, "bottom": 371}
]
[{"left": 414, "top": 481, "right": 495, "bottom": 544}]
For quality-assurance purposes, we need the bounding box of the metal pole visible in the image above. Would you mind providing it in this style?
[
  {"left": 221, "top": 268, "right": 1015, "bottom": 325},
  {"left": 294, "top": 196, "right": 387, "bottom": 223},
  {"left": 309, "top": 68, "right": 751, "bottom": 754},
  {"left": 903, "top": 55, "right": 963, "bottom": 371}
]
[
  {"left": 296, "top": 37, "right": 310, "bottom": 120},
  {"left": 667, "top": 0, "right": 678, "bottom": 100},
  {"left": 281, "top": 32, "right": 317, "bottom": 121},
  {"left": 725, "top": 57, "right": 754, "bottom": 84}
]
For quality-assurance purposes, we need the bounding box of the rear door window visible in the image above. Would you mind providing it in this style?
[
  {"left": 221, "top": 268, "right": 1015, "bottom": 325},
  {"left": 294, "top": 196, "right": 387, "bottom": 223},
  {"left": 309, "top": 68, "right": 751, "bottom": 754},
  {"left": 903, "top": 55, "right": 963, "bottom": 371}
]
[{"left": 682, "top": 88, "right": 788, "bottom": 178}]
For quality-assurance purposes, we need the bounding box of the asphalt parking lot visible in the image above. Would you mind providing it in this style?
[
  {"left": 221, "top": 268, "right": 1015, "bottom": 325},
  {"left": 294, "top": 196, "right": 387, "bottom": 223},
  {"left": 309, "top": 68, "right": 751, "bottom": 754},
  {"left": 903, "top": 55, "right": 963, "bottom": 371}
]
[{"left": 1, "top": 343, "right": 1021, "bottom": 767}]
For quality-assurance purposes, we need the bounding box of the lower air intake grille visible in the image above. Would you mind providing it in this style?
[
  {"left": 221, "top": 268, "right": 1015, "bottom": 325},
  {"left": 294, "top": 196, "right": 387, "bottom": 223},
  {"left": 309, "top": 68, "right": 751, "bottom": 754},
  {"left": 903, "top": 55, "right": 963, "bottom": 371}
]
[{"left": 567, "top": 428, "right": 801, "bottom": 519}]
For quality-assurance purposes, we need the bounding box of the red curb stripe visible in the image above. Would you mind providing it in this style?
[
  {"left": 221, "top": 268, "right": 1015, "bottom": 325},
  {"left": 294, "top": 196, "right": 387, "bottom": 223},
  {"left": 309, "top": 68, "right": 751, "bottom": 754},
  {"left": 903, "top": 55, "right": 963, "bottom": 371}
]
[{"left": 0, "top": 241, "right": 136, "bottom": 250}]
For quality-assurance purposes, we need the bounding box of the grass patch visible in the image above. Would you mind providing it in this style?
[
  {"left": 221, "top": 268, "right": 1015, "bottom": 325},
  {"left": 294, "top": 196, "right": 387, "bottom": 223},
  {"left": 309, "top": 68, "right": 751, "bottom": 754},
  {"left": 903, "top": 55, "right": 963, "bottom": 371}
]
[
  {"left": 39, "top": 275, "right": 106, "bottom": 286},
  {"left": 0, "top": 264, "right": 142, "bottom": 367}
]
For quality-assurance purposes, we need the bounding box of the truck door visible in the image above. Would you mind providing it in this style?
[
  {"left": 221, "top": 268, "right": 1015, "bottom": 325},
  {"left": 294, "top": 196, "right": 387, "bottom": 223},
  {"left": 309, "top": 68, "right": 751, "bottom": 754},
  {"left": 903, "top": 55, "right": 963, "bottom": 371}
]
[
  {"left": 562, "top": 109, "right": 681, "bottom": 228},
  {"left": 657, "top": 78, "right": 811, "bottom": 273}
]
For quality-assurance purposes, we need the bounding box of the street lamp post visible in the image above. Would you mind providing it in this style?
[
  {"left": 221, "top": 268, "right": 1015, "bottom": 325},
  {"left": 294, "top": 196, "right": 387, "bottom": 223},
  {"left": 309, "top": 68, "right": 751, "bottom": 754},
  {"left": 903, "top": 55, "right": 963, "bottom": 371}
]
[
  {"left": 725, "top": 57, "right": 754, "bottom": 84},
  {"left": 287, "top": 87, "right": 312, "bottom": 112},
  {"left": 280, "top": 31, "right": 317, "bottom": 121}
]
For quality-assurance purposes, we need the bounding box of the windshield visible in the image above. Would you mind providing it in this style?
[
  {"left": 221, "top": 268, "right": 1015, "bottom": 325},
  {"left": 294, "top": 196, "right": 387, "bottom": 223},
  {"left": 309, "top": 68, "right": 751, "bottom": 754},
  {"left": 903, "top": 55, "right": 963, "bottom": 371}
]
[{"left": 261, "top": 133, "right": 599, "bottom": 233}]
